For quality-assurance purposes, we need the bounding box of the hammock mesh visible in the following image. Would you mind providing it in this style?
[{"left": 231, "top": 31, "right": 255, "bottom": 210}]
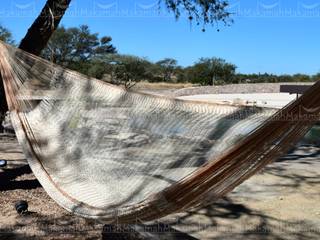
[{"left": 0, "top": 41, "right": 318, "bottom": 223}]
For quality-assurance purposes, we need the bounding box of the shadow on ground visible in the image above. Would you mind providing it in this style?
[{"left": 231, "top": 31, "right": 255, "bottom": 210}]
[
  {"left": 0, "top": 164, "right": 41, "bottom": 191},
  {"left": 1, "top": 196, "right": 319, "bottom": 240},
  {"left": 96, "top": 196, "right": 320, "bottom": 240},
  {"left": 0, "top": 144, "right": 319, "bottom": 239},
  {"left": 165, "top": 197, "right": 320, "bottom": 240}
]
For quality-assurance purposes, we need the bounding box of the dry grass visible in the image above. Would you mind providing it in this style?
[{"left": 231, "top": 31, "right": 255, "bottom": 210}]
[{"left": 133, "top": 81, "right": 195, "bottom": 90}]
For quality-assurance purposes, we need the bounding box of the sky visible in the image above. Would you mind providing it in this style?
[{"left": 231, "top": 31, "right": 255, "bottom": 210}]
[{"left": 0, "top": 0, "right": 320, "bottom": 75}]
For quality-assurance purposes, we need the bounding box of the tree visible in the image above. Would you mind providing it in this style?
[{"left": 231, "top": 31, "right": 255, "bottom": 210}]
[
  {"left": 100, "top": 54, "right": 153, "bottom": 88},
  {"left": 0, "top": 25, "right": 14, "bottom": 44},
  {"left": 95, "top": 36, "right": 117, "bottom": 56},
  {"left": 42, "top": 25, "right": 116, "bottom": 65},
  {"left": 292, "top": 74, "right": 311, "bottom": 82},
  {"left": 87, "top": 61, "right": 106, "bottom": 79},
  {"left": 41, "top": 26, "right": 72, "bottom": 64},
  {"left": 175, "top": 66, "right": 187, "bottom": 83},
  {"left": 156, "top": 58, "right": 178, "bottom": 82},
  {"left": 312, "top": 73, "right": 320, "bottom": 82},
  {"left": 187, "top": 58, "right": 236, "bottom": 85}
]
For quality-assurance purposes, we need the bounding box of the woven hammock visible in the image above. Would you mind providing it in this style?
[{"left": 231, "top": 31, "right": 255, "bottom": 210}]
[{"left": 0, "top": 41, "right": 318, "bottom": 223}]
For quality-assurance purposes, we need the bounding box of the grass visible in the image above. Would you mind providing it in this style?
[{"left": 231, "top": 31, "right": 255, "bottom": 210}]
[{"left": 133, "top": 81, "right": 195, "bottom": 90}]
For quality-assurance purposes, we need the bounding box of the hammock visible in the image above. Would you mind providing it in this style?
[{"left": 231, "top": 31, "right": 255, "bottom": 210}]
[{"left": 0, "top": 41, "right": 318, "bottom": 223}]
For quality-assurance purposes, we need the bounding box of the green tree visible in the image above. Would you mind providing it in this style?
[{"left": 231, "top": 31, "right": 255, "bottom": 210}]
[
  {"left": 102, "top": 55, "right": 153, "bottom": 88},
  {"left": 156, "top": 58, "right": 178, "bottom": 82},
  {"left": 312, "top": 73, "right": 320, "bottom": 82},
  {"left": 175, "top": 66, "right": 188, "bottom": 83},
  {"left": 292, "top": 74, "right": 311, "bottom": 82},
  {"left": 188, "top": 58, "right": 236, "bottom": 85},
  {"left": 86, "top": 61, "right": 105, "bottom": 79},
  {"left": 42, "top": 26, "right": 73, "bottom": 64},
  {"left": 0, "top": 25, "right": 14, "bottom": 44},
  {"left": 42, "top": 25, "right": 116, "bottom": 65}
]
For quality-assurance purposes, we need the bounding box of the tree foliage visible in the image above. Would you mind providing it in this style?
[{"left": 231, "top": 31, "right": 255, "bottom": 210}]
[
  {"left": 0, "top": 25, "right": 14, "bottom": 44},
  {"left": 16, "top": 22, "right": 320, "bottom": 88},
  {"left": 102, "top": 55, "right": 153, "bottom": 88},
  {"left": 156, "top": 58, "right": 178, "bottom": 82},
  {"left": 41, "top": 23, "right": 318, "bottom": 87},
  {"left": 186, "top": 58, "right": 236, "bottom": 85},
  {"left": 232, "top": 73, "right": 315, "bottom": 84},
  {"left": 37, "top": 24, "right": 319, "bottom": 87},
  {"left": 42, "top": 25, "right": 116, "bottom": 65},
  {"left": 162, "top": 0, "right": 232, "bottom": 30}
]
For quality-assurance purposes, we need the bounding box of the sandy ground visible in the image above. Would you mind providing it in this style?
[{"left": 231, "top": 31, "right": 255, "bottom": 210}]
[{"left": 0, "top": 134, "right": 319, "bottom": 240}]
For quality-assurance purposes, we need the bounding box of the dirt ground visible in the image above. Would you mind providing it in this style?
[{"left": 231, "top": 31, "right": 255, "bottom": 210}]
[{"left": 0, "top": 134, "right": 319, "bottom": 240}]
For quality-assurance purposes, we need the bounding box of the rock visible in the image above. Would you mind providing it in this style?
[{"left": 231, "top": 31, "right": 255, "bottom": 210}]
[
  {"left": 0, "top": 159, "right": 7, "bottom": 167},
  {"left": 15, "top": 200, "right": 29, "bottom": 214}
]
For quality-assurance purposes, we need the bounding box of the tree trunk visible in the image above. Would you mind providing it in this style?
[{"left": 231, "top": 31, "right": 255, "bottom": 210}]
[
  {"left": 0, "top": 80, "right": 7, "bottom": 132},
  {"left": 0, "top": 0, "right": 71, "bottom": 131},
  {"left": 19, "top": 0, "right": 72, "bottom": 55}
]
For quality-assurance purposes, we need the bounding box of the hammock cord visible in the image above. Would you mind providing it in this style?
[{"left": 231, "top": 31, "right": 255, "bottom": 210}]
[{"left": 0, "top": 41, "right": 318, "bottom": 223}]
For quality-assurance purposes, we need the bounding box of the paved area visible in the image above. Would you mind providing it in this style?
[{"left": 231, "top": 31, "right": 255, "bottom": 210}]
[{"left": 178, "top": 93, "right": 297, "bottom": 109}]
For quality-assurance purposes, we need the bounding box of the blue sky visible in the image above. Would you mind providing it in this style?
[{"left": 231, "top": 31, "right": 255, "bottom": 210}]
[{"left": 0, "top": 0, "right": 320, "bottom": 75}]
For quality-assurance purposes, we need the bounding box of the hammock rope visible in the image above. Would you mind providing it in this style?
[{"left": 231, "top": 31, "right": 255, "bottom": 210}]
[{"left": 0, "top": 41, "right": 318, "bottom": 223}]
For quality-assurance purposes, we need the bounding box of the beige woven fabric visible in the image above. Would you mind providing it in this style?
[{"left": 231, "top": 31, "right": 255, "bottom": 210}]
[{"left": 0, "top": 41, "right": 318, "bottom": 223}]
